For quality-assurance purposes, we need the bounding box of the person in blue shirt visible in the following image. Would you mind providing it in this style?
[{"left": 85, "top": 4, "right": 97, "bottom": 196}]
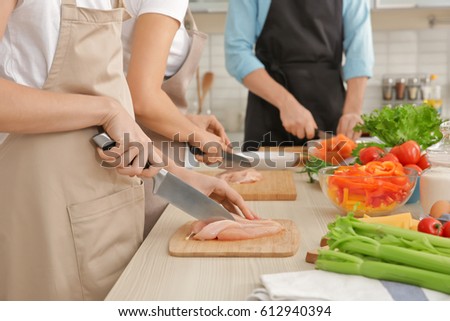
[{"left": 225, "top": 0, "right": 374, "bottom": 150}]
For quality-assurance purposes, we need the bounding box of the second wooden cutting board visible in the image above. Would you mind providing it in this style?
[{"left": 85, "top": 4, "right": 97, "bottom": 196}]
[{"left": 200, "top": 170, "right": 297, "bottom": 201}]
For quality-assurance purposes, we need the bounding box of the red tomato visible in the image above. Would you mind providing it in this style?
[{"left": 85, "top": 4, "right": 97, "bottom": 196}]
[
  {"left": 404, "top": 164, "right": 423, "bottom": 176},
  {"left": 442, "top": 222, "right": 450, "bottom": 238},
  {"left": 390, "top": 140, "right": 421, "bottom": 166},
  {"left": 416, "top": 154, "right": 430, "bottom": 170},
  {"left": 418, "top": 217, "right": 442, "bottom": 236},
  {"left": 359, "top": 146, "right": 385, "bottom": 165},
  {"left": 378, "top": 152, "right": 399, "bottom": 163}
]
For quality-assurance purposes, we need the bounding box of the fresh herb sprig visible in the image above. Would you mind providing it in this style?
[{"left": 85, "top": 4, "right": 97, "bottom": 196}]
[{"left": 299, "top": 156, "right": 331, "bottom": 183}]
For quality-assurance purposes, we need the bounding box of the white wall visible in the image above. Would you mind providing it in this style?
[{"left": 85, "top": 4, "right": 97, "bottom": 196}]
[
  {"left": 186, "top": 23, "right": 450, "bottom": 135},
  {"left": 364, "top": 28, "right": 450, "bottom": 116}
]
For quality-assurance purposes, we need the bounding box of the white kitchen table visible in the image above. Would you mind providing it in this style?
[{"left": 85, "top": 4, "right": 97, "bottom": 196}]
[{"left": 105, "top": 172, "right": 423, "bottom": 301}]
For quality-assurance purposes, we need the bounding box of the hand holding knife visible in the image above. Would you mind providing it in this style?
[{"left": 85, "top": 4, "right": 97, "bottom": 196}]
[
  {"left": 92, "top": 132, "right": 235, "bottom": 221},
  {"left": 189, "top": 144, "right": 252, "bottom": 168}
]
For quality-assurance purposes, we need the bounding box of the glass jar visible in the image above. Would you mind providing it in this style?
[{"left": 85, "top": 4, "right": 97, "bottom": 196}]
[
  {"left": 430, "top": 85, "right": 443, "bottom": 115},
  {"left": 382, "top": 77, "right": 394, "bottom": 101},
  {"left": 407, "top": 77, "right": 420, "bottom": 101},
  {"left": 420, "top": 75, "right": 431, "bottom": 101},
  {"left": 395, "top": 78, "right": 406, "bottom": 100},
  {"left": 420, "top": 121, "right": 450, "bottom": 214}
]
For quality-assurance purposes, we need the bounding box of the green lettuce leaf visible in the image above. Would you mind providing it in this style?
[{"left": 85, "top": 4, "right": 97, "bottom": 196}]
[{"left": 354, "top": 104, "right": 445, "bottom": 149}]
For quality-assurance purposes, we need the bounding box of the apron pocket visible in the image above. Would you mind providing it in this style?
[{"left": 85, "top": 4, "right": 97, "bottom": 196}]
[{"left": 67, "top": 183, "right": 145, "bottom": 300}]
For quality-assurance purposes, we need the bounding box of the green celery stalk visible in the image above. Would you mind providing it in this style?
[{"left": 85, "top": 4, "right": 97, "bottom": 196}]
[
  {"left": 327, "top": 215, "right": 450, "bottom": 251},
  {"left": 351, "top": 220, "right": 450, "bottom": 249},
  {"left": 331, "top": 236, "right": 450, "bottom": 275},
  {"left": 316, "top": 250, "right": 450, "bottom": 295}
]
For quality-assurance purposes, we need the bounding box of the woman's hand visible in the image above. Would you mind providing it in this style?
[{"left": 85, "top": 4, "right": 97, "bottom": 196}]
[
  {"left": 174, "top": 169, "right": 258, "bottom": 220},
  {"left": 186, "top": 114, "right": 233, "bottom": 164},
  {"left": 97, "top": 97, "right": 163, "bottom": 178},
  {"left": 186, "top": 114, "right": 231, "bottom": 146},
  {"left": 188, "top": 127, "right": 232, "bottom": 165}
]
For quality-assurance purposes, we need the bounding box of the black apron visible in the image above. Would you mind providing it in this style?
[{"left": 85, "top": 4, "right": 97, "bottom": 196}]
[{"left": 243, "top": 0, "right": 346, "bottom": 151}]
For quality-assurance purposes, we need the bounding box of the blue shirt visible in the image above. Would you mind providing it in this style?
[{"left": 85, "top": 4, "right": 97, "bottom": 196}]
[{"left": 225, "top": 0, "right": 374, "bottom": 83}]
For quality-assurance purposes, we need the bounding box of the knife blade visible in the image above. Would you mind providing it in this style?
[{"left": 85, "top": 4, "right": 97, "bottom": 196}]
[
  {"left": 221, "top": 150, "right": 253, "bottom": 168},
  {"left": 92, "top": 132, "right": 235, "bottom": 221},
  {"left": 189, "top": 145, "right": 252, "bottom": 169},
  {"left": 152, "top": 168, "right": 235, "bottom": 221}
]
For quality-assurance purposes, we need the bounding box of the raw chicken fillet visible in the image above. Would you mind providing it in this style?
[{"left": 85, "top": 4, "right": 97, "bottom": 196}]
[
  {"left": 190, "top": 214, "right": 284, "bottom": 241},
  {"left": 216, "top": 168, "right": 263, "bottom": 184}
]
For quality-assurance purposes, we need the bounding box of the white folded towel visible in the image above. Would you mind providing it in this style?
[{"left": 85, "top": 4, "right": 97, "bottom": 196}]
[{"left": 248, "top": 270, "right": 450, "bottom": 301}]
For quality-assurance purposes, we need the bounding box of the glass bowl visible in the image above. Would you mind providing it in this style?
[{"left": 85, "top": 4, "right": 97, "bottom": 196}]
[{"left": 318, "top": 165, "right": 419, "bottom": 217}]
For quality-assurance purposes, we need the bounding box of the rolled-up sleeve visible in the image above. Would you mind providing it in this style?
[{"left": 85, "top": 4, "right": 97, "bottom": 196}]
[
  {"left": 342, "top": 0, "right": 374, "bottom": 80},
  {"left": 225, "top": 0, "right": 265, "bottom": 83}
]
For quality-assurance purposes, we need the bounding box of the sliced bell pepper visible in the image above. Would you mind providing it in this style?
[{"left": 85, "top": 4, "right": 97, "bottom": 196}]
[{"left": 326, "top": 160, "right": 415, "bottom": 215}]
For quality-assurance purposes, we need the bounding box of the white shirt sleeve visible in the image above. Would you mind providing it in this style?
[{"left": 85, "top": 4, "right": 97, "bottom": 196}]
[
  {"left": 126, "top": 0, "right": 188, "bottom": 23},
  {"left": 122, "top": 0, "right": 191, "bottom": 77}
]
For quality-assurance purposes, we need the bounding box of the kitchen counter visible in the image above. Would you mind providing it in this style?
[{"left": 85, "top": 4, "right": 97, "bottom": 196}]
[{"left": 105, "top": 171, "right": 424, "bottom": 301}]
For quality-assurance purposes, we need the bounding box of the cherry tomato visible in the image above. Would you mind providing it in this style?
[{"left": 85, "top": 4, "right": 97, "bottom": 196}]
[
  {"left": 378, "top": 152, "right": 399, "bottom": 163},
  {"left": 417, "top": 154, "right": 430, "bottom": 170},
  {"left": 390, "top": 140, "right": 421, "bottom": 166},
  {"left": 442, "top": 222, "right": 450, "bottom": 238},
  {"left": 418, "top": 217, "right": 442, "bottom": 236},
  {"left": 359, "top": 146, "right": 385, "bottom": 165},
  {"left": 404, "top": 164, "right": 423, "bottom": 176}
]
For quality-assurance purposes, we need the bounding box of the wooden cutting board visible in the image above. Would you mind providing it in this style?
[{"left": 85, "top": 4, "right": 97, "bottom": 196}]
[
  {"left": 169, "top": 219, "right": 299, "bottom": 257},
  {"left": 201, "top": 170, "right": 297, "bottom": 201},
  {"left": 259, "top": 146, "right": 307, "bottom": 166}
]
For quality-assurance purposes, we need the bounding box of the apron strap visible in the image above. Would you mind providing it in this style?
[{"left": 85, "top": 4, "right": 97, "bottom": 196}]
[
  {"left": 109, "top": 0, "right": 132, "bottom": 21},
  {"left": 61, "top": 0, "right": 76, "bottom": 6},
  {"left": 62, "top": 0, "right": 127, "bottom": 11},
  {"left": 184, "top": 7, "right": 198, "bottom": 31},
  {"left": 109, "top": 0, "right": 126, "bottom": 9},
  {"left": 113, "top": 0, "right": 131, "bottom": 21}
]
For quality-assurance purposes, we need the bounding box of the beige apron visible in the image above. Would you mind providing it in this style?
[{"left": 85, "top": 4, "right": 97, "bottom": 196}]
[
  {"left": 162, "top": 8, "right": 207, "bottom": 111},
  {"left": 0, "top": 0, "right": 144, "bottom": 300},
  {"left": 140, "top": 8, "right": 207, "bottom": 236}
]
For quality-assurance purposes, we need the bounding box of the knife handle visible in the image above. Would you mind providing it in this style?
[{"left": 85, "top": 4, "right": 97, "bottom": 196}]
[
  {"left": 313, "top": 128, "right": 321, "bottom": 140},
  {"left": 313, "top": 129, "right": 333, "bottom": 140},
  {"left": 92, "top": 132, "right": 151, "bottom": 169},
  {"left": 189, "top": 144, "right": 204, "bottom": 156}
]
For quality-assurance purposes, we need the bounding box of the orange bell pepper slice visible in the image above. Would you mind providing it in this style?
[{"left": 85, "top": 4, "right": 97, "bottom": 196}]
[{"left": 311, "top": 134, "right": 356, "bottom": 164}]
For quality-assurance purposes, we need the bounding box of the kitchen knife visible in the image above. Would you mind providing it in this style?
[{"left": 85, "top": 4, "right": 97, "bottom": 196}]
[
  {"left": 189, "top": 145, "right": 252, "bottom": 169},
  {"left": 314, "top": 129, "right": 334, "bottom": 140},
  {"left": 92, "top": 132, "right": 235, "bottom": 221},
  {"left": 222, "top": 150, "right": 253, "bottom": 168}
]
